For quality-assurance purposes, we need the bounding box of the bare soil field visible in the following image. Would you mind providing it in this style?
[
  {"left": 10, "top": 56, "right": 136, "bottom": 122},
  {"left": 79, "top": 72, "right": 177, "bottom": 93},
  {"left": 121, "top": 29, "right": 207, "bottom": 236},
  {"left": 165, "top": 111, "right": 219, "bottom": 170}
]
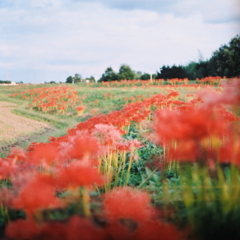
[{"left": 0, "top": 101, "right": 55, "bottom": 154}]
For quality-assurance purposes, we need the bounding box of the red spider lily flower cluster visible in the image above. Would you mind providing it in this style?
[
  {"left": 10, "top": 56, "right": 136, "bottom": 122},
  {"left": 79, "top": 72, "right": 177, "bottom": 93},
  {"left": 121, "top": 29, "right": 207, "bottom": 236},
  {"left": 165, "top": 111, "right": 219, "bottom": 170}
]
[
  {"left": 99, "top": 78, "right": 188, "bottom": 88},
  {"left": 103, "top": 92, "right": 113, "bottom": 99},
  {"left": 1, "top": 77, "right": 239, "bottom": 239},
  {"left": 1, "top": 89, "right": 188, "bottom": 239},
  {"left": 101, "top": 79, "right": 154, "bottom": 87},
  {"left": 95, "top": 77, "right": 230, "bottom": 89},
  {"left": 199, "top": 76, "right": 223, "bottom": 85},
  {"left": 154, "top": 79, "right": 240, "bottom": 168},
  {"left": 75, "top": 105, "right": 86, "bottom": 115},
  {"left": 102, "top": 187, "right": 182, "bottom": 240},
  {"left": 65, "top": 92, "right": 177, "bottom": 137},
  {"left": 198, "top": 78, "right": 240, "bottom": 107},
  {"left": 9, "top": 86, "right": 80, "bottom": 114},
  {"left": 124, "top": 95, "right": 144, "bottom": 103},
  {"left": 5, "top": 187, "right": 182, "bottom": 240},
  {"left": 0, "top": 131, "right": 106, "bottom": 218},
  {"left": 167, "top": 78, "right": 189, "bottom": 85}
]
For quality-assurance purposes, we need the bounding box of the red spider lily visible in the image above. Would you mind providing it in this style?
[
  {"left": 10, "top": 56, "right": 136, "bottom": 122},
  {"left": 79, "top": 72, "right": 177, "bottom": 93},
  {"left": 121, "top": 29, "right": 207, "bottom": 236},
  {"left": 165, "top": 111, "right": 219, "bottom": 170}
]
[
  {"left": 64, "top": 216, "right": 107, "bottom": 240},
  {"left": 171, "top": 100, "right": 185, "bottom": 106},
  {"left": 0, "top": 187, "right": 15, "bottom": 206},
  {"left": 199, "top": 76, "right": 222, "bottom": 84},
  {"left": 92, "top": 124, "right": 141, "bottom": 153},
  {"left": 155, "top": 106, "right": 228, "bottom": 144},
  {"left": 103, "top": 187, "right": 183, "bottom": 240},
  {"left": 105, "top": 221, "right": 136, "bottom": 240},
  {"left": 65, "top": 132, "right": 101, "bottom": 160},
  {"left": 219, "top": 138, "right": 240, "bottom": 167},
  {"left": 134, "top": 220, "right": 183, "bottom": 240},
  {"left": 116, "top": 139, "right": 142, "bottom": 152},
  {"left": 56, "top": 162, "right": 106, "bottom": 189},
  {"left": 38, "top": 221, "right": 68, "bottom": 240},
  {"left": 9, "top": 86, "right": 80, "bottom": 114},
  {"left": 0, "top": 158, "right": 18, "bottom": 180},
  {"left": 75, "top": 105, "right": 85, "bottom": 115},
  {"left": 103, "top": 187, "right": 155, "bottom": 222},
  {"left": 91, "top": 108, "right": 98, "bottom": 115},
  {"left": 198, "top": 78, "right": 240, "bottom": 107},
  {"left": 5, "top": 218, "right": 40, "bottom": 240},
  {"left": 0, "top": 147, "right": 33, "bottom": 180},
  {"left": 216, "top": 105, "right": 239, "bottom": 122},
  {"left": 166, "top": 90, "right": 180, "bottom": 99},
  {"left": 0, "top": 155, "right": 33, "bottom": 181},
  {"left": 221, "top": 78, "right": 240, "bottom": 105},
  {"left": 69, "top": 92, "right": 169, "bottom": 137},
  {"left": 166, "top": 141, "right": 199, "bottom": 162},
  {"left": 58, "top": 104, "right": 67, "bottom": 114},
  {"left": 92, "top": 124, "right": 123, "bottom": 149},
  {"left": 27, "top": 142, "right": 62, "bottom": 166},
  {"left": 12, "top": 173, "right": 61, "bottom": 216},
  {"left": 8, "top": 147, "right": 27, "bottom": 162},
  {"left": 154, "top": 104, "right": 234, "bottom": 163},
  {"left": 6, "top": 216, "right": 107, "bottom": 240}
]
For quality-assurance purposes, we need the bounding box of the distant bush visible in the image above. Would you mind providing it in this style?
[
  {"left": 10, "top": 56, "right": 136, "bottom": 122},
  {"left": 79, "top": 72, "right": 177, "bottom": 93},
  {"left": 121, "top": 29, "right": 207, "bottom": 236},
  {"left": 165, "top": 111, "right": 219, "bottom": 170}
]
[{"left": 0, "top": 80, "right": 11, "bottom": 84}]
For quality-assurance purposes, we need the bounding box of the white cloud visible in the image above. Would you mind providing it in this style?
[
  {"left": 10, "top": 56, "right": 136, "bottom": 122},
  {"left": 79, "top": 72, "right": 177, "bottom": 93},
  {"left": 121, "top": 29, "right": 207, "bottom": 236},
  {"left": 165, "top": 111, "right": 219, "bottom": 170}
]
[
  {"left": 72, "top": 0, "right": 240, "bottom": 23},
  {"left": 0, "top": 0, "right": 239, "bottom": 83}
]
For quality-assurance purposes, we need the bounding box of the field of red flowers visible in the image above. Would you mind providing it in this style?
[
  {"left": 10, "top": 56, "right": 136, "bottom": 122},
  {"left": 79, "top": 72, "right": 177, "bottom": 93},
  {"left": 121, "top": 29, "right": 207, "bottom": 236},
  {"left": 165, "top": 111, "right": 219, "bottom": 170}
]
[{"left": 0, "top": 78, "right": 240, "bottom": 240}]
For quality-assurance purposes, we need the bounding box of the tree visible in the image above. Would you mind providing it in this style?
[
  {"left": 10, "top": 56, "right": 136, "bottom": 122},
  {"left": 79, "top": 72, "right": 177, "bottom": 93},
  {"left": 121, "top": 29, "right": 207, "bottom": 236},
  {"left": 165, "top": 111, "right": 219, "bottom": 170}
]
[
  {"left": 208, "top": 35, "right": 240, "bottom": 77},
  {"left": 155, "top": 35, "right": 240, "bottom": 80},
  {"left": 134, "top": 71, "right": 142, "bottom": 79},
  {"left": 88, "top": 76, "right": 96, "bottom": 82},
  {"left": 195, "top": 61, "right": 209, "bottom": 78},
  {"left": 74, "top": 73, "right": 82, "bottom": 83},
  {"left": 156, "top": 65, "right": 187, "bottom": 79},
  {"left": 66, "top": 74, "right": 82, "bottom": 83},
  {"left": 84, "top": 76, "right": 96, "bottom": 83},
  {"left": 208, "top": 45, "right": 229, "bottom": 77},
  {"left": 99, "top": 67, "right": 118, "bottom": 82},
  {"left": 140, "top": 73, "right": 150, "bottom": 80},
  {"left": 66, "top": 76, "right": 73, "bottom": 83},
  {"left": 184, "top": 62, "right": 198, "bottom": 80},
  {"left": 118, "top": 64, "right": 135, "bottom": 80},
  {"left": 229, "top": 35, "right": 240, "bottom": 76},
  {"left": 152, "top": 73, "right": 157, "bottom": 79}
]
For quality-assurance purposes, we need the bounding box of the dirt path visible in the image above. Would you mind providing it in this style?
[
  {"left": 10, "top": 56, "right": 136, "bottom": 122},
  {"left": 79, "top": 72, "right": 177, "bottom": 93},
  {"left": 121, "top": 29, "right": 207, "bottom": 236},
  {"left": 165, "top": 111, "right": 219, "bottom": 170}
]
[{"left": 0, "top": 101, "right": 55, "bottom": 154}]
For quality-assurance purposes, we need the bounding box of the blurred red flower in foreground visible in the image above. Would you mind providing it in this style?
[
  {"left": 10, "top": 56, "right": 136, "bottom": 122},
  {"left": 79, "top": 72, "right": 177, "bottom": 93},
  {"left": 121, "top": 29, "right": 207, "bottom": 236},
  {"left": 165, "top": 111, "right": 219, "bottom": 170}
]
[
  {"left": 103, "top": 187, "right": 155, "bottom": 222},
  {"left": 56, "top": 162, "right": 106, "bottom": 189},
  {"left": 5, "top": 218, "right": 40, "bottom": 240},
  {"left": 12, "top": 174, "right": 61, "bottom": 216}
]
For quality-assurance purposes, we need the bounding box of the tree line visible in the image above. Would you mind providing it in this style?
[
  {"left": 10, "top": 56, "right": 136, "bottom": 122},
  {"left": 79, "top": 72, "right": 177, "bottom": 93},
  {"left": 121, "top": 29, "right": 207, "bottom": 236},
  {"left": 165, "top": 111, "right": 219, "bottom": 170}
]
[
  {"left": 66, "top": 66, "right": 157, "bottom": 83},
  {"left": 157, "top": 35, "right": 240, "bottom": 79},
  {"left": 0, "top": 80, "right": 11, "bottom": 84},
  {"left": 98, "top": 65, "right": 157, "bottom": 82},
  {"left": 66, "top": 74, "right": 96, "bottom": 84},
  {"left": 66, "top": 35, "right": 239, "bottom": 83}
]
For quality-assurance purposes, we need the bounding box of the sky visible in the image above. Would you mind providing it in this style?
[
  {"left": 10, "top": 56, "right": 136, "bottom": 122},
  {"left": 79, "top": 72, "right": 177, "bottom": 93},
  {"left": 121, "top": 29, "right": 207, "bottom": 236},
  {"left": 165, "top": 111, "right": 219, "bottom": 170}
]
[{"left": 0, "top": 0, "right": 239, "bottom": 83}]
